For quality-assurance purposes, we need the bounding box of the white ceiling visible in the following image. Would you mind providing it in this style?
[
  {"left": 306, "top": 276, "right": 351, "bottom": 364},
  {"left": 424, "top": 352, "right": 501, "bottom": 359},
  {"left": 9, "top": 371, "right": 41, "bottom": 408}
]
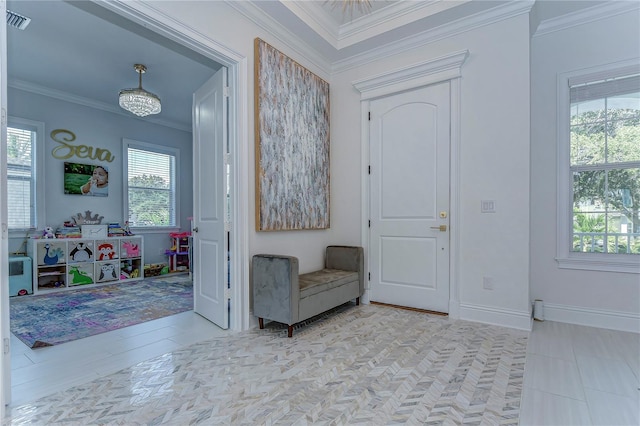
[
  {"left": 7, "top": 0, "right": 221, "bottom": 131},
  {"left": 6, "top": 0, "right": 604, "bottom": 130}
]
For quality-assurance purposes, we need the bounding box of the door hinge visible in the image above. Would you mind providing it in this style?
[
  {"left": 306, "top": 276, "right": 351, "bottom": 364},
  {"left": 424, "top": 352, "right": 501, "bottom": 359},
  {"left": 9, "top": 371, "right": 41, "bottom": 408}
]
[
  {"left": 225, "top": 288, "right": 231, "bottom": 300},
  {"left": 368, "top": 220, "right": 371, "bottom": 228},
  {"left": 3, "top": 337, "right": 9, "bottom": 355},
  {"left": 368, "top": 165, "right": 371, "bottom": 174},
  {"left": 224, "top": 221, "right": 232, "bottom": 232},
  {"left": 368, "top": 111, "right": 371, "bottom": 121},
  {"left": 223, "top": 86, "right": 230, "bottom": 98},
  {"left": 224, "top": 152, "right": 231, "bottom": 166},
  {"left": 368, "top": 272, "right": 371, "bottom": 281}
]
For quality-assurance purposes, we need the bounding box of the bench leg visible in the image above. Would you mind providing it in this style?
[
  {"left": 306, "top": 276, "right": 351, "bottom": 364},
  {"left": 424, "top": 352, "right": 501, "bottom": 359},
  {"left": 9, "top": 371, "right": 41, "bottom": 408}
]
[
  {"left": 288, "top": 325, "right": 293, "bottom": 338},
  {"left": 259, "top": 318, "right": 264, "bottom": 329},
  {"left": 356, "top": 297, "right": 360, "bottom": 306}
]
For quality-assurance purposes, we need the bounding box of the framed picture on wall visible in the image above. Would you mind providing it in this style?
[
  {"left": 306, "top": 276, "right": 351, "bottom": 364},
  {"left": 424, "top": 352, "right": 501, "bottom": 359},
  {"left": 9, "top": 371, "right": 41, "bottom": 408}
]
[
  {"left": 64, "top": 162, "right": 109, "bottom": 197},
  {"left": 254, "top": 38, "right": 330, "bottom": 231}
]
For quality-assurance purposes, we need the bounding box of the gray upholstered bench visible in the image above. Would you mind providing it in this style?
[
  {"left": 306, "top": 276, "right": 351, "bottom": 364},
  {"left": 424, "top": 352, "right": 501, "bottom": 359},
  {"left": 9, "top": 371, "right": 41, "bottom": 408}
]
[{"left": 252, "top": 245, "right": 364, "bottom": 337}]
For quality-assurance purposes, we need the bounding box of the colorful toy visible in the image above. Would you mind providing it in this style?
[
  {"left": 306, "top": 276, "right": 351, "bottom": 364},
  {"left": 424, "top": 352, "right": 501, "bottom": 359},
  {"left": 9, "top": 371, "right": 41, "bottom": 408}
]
[{"left": 42, "top": 226, "right": 55, "bottom": 239}]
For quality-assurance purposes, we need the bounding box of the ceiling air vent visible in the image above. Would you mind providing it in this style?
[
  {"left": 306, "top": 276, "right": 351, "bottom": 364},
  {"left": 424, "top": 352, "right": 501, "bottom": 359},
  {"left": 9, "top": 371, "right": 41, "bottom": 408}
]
[{"left": 7, "top": 10, "right": 31, "bottom": 30}]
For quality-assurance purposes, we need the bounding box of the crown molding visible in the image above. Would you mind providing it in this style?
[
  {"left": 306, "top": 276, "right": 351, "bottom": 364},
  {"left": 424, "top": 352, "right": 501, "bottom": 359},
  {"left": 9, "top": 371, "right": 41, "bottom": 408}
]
[
  {"left": 534, "top": 0, "right": 640, "bottom": 37},
  {"left": 9, "top": 79, "right": 191, "bottom": 133},
  {"left": 337, "top": 0, "right": 472, "bottom": 49},
  {"left": 283, "top": 1, "right": 472, "bottom": 50},
  {"left": 280, "top": 1, "right": 339, "bottom": 49},
  {"left": 333, "top": 0, "right": 533, "bottom": 73},
  {"left": 224, "top": 0, "right": 332, "bottom": 78}
]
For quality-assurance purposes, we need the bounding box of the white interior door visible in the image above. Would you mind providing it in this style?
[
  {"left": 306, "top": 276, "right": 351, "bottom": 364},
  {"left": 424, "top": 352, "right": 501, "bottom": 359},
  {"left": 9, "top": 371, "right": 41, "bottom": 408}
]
[
  {"left": 369, "top": 82, "right": 450, "bottom": 313},
  {"left": 192, "top": 67, "right": 228, "bottom": 329}
]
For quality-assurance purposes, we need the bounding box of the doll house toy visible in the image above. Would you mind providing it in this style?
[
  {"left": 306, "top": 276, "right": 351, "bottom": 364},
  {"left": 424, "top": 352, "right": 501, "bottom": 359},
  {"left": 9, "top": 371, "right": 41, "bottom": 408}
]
[{"left": 165, "top": 232, "right": 191, "bottom": 273}]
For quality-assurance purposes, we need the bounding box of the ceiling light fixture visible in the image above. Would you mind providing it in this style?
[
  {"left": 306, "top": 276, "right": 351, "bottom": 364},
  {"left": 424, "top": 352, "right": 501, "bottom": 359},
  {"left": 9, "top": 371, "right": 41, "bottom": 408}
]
[{"left": 119, "top": 64, "right": 161, "bottom": 117}]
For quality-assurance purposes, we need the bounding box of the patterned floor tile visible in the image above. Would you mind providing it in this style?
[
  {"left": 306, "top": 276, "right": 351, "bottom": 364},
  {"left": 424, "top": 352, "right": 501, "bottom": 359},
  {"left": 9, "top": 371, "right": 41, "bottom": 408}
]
[{"left": 4, "top": 303, "right": 528, "bottom": 425}]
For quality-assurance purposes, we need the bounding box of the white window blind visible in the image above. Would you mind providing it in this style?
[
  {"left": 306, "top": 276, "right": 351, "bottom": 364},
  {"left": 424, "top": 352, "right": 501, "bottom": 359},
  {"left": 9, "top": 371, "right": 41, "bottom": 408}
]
[
  {"left": 7, "top": 126, "right": 35, "bottom": 229},
  {"left": 126, "top": 146, "right": 177, "bottom": 227}
]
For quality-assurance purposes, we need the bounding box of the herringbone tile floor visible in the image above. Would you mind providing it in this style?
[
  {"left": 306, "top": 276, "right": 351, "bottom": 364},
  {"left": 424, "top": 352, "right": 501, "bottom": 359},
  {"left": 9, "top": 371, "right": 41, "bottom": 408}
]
[{"left": 5, "top": 303, "right": 528, "bottom": 425}]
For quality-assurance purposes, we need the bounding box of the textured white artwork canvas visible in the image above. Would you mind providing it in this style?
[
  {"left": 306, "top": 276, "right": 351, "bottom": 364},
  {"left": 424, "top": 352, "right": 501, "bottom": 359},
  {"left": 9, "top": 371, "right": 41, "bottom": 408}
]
[{"left": 254, "top": 38, "right": 330, "bottom": 231}]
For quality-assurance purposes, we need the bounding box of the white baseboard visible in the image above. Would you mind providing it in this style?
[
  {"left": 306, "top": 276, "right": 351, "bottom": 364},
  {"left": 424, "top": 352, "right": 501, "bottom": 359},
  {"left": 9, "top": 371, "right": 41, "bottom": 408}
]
[
  {"left": 459, "top": 303, "right": 532, "bottom": 331},
  {"left": 542, "top": 303, "right": 640, "bottom": 333}
]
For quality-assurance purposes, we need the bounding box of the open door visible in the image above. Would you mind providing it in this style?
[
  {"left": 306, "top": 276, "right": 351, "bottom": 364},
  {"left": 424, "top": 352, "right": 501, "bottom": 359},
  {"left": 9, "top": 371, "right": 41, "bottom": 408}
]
[
  {"left": 0, "top": 0, "right": 10, "bottom": 412},
  {"left": 192, "top": 67, "right": 229, "bottom": 329}
]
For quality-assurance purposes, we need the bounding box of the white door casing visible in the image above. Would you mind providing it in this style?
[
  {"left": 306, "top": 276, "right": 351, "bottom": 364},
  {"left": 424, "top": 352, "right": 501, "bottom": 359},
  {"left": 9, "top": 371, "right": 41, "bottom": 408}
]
[
  {"left": 193, "top": 67, "right": 229, "bottom": 329},
  {"left": 0, "top": 0, "right": 9, "bottom": 412},
  {"left": 369, "top": 82, "right": 451, "bottom": 312}
]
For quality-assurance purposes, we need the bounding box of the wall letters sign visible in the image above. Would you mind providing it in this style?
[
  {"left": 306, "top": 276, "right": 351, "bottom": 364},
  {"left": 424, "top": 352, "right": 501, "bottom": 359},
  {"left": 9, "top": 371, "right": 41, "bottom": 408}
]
[{"left": 51, "top": 129, "right": 115, "bottom": 163}]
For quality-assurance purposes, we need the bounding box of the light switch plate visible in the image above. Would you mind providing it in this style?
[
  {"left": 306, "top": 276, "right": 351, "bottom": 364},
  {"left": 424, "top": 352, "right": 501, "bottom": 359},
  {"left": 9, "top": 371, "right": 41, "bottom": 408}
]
[{"left": 481, "top": 200, "right": 496, "bottom": 213}]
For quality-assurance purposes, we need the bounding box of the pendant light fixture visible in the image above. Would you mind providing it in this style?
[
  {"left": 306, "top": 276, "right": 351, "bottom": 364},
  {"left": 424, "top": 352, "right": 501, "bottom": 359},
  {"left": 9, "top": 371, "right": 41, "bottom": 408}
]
[{"left": 119, "top": 64, "right": 161, "bottom": 117}]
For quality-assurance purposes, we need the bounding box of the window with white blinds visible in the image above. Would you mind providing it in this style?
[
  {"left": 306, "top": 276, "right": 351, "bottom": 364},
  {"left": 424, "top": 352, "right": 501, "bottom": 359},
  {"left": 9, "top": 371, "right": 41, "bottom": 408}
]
[
  {"left": 124, "top": 140, "right": 178, "bottom": 228},
  {"left": 7, "top": 119, "right": 42, "bottom": 230}
]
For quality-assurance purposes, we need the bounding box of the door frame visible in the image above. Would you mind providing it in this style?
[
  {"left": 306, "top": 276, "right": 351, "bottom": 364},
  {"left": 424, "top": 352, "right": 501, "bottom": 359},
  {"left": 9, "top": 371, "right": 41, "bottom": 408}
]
[
  {"left": 85, "top": 2, "right": 251, "bottom": 331},
  {"left": 99, "top": 0, "right": 250, "bottom": 331},
  {"left": 0, "top": 1, "right": 253, "bottom": 410},
  {"left": 352, "top": 50, "right": 469, "bottom": 319}
]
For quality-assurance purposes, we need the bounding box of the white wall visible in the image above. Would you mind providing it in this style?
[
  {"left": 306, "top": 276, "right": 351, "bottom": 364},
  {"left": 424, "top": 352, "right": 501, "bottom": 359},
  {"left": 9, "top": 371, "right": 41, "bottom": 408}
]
[
  {"left": 530, "top": 9, "right": 640, "bottom": 331},
  {"left": 147, "top": 1, "right": 356, "bottom": 275},
  {"left": 145, "top": 2, "right": 533, "bottom": 329},
  {"left": 8, "top": 88, "right": 193, "bottom": 264},
  {"left": 333, "top": 14, "right": 532, "bottom": 329}
]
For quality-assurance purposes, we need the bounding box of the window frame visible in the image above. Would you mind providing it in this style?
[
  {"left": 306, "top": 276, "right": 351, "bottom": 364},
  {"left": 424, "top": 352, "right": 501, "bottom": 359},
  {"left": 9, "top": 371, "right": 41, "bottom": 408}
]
[
  {"left": 7, "top": 117, "right": 45, "bottom": 234},
  {"left": 556, "top": 60, "right": 640, "bottom": 274},
  {"left": 122, "top": 138, "right": 180, "bottom": 232}
]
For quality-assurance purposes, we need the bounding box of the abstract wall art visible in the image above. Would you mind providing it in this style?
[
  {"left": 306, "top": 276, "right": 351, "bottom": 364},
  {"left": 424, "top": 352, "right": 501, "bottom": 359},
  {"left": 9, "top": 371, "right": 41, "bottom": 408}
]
[{"left": 254, "top": 38, "right": 330, "bottom": 231}]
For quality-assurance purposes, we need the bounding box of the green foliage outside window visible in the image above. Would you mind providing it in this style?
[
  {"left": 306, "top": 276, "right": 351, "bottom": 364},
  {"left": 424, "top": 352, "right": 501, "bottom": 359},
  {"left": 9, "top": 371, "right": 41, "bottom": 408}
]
[
  {"left": 571, "top": 98, "right": 640, "bottom": 255},
  {"left": 128, "top": 174, "right": 172, "bottom": 227}
]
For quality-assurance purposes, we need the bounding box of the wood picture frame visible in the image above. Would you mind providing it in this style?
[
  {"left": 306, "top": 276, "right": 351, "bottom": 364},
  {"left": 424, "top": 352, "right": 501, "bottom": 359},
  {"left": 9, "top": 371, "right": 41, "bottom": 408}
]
[{"left": 254, "top": 38, "right": 330, "bottom": 231}]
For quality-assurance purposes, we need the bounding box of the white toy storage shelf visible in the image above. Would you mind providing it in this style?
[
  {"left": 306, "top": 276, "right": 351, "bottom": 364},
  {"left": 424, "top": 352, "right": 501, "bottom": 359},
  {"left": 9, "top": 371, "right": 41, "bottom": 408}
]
[{"left": 28, "top": 236, "right": 144, "bottom": 294}]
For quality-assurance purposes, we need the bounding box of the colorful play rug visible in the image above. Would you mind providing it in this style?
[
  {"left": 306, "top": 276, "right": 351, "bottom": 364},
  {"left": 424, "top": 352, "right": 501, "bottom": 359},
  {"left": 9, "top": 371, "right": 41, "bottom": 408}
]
[{"left": 10, "top": 274, "right": 193, "bottom": 348}]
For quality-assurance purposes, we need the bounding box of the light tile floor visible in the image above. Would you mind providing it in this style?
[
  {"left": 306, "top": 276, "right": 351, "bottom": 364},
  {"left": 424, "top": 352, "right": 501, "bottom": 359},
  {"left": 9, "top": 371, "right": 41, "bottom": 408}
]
[
  {"left": 520, "top": 320, "right": 640, "bottom": 426},
  {"left": 8, "top": 309, "right": 640, "bottom": 424},
  {"left": 9, "top": 310, "right": 228, "bottom": 407}
]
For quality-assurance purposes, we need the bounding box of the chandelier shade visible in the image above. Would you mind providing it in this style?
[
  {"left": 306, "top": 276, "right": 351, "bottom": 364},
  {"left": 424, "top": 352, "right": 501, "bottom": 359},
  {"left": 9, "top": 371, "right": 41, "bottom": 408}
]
[{"left": 119, "top": 64, "right": 161, "bottom": 117}]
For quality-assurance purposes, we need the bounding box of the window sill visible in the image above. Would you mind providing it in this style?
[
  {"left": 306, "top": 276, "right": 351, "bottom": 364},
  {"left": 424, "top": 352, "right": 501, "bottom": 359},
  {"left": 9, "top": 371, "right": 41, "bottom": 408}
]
[{"left": 556, "top": 256, "right": 640, "bottom": 274}]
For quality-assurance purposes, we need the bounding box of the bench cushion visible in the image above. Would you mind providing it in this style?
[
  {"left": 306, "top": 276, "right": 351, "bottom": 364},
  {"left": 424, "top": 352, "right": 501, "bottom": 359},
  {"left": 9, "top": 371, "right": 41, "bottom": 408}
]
[{"left": 299, "top": 268, "right": 359, "bottom": 299}]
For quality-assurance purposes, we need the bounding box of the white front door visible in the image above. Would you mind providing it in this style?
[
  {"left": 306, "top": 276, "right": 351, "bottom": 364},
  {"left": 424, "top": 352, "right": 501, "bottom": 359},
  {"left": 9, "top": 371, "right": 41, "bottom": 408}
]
[
  {"left": 369, "top": 82, "right": 450, "bottom": 313},
  {"left": 192, "top": 67, "right": 229, "bottom": 329}
]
